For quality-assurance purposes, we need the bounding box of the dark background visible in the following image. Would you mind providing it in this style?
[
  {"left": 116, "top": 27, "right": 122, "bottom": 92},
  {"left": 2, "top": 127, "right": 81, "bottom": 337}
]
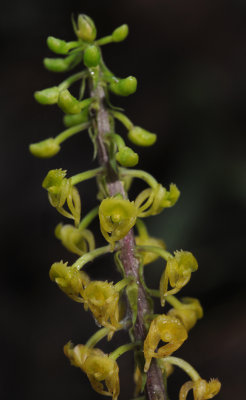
[{"left": 1, "top": 0, "right": 246, "bottom": 399}]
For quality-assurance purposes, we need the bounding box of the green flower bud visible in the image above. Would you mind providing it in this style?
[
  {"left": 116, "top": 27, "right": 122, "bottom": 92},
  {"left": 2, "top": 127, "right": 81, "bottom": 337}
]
[
  {"left": 116, "top": 146, "right": 139, "bottom": 167},
  {"left": 75, "top": 14, "right": 97, "bottom": 42},
  {"left": 63, "top": 108, "right": 89, "bottom": 127},
  {"left": 58, "top": 90, "right": 81, "bottom": 114},
  {"left": 34, "top": 86, "right": 59, "bottom": 105},
  {"left": 128, "top": 126, "right": 157, "bottom": 147},
  {"left": 112, "top": 24, "right": 129, "bottom": 42},
  {"left": 43, "top": 53, "right": 83, "bottom": 73},
  {"left": 29, "top": 138, "right": 60, "bottom": 158},
  {"left": 110, "top": 76, "right": 137, "bottom": 96},
  {"left": 83, "top": 45, "right": 101, "bottom": 67},
  {"left": 47, "top": 36, "right": 69, "bottom": 55}
]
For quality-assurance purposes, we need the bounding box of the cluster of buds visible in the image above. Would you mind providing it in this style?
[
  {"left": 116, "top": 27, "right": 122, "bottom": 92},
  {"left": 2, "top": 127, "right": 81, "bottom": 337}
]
[{"left": 30, "top": 14, "right": 221, "bottom": 400}]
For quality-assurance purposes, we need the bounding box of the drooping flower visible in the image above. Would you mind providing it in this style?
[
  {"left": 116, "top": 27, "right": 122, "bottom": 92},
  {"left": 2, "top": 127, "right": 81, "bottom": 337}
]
[
  {"left": 160, "top": 251, "right": 198, "bottom": 305},
  {"left": 49, "top": 261, "right": 90, "bottom": 302},
  {"left": 42, "top": 169, "right": 81, "bottom": 226},
  {"left": 179, "top": 378, "right": 221, "bottom": 400},
  {"left": 168, "top": 297, "right": 203, "bottom": 331},
  {"left": 82, "top": 280, "right": 121, "bottom": 338},
  {"left": 144, "top": 314, "right": 188, "bottom": 372},
  {"left": 135, "top": 183, "right": 180, "bottom": 217},
  {"left": 99, "top": 196, "right": 138, "bottom": 248},
  {"left": 64, "top": 342, "right": 120, "bottom": 400},
  {"left": 55, "top": 223, "right": 95, "bottom": 256}
]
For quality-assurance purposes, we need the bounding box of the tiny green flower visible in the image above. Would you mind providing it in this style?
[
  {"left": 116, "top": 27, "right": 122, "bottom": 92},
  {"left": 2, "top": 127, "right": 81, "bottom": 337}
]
[
  {"left": 160, "top": 251, "right": 198, "bottom": 304},
  {"left": 42, "top": 169, "right": 81, "bottom": 226},
  {"left": 55, "top": 223, "right": 95, "bottom": 256},
  {"left": 49, "top": 261, "right": 90, "bottom": 302},
  {"left": 99, "top": 197, "right": 138, "bottom": 248},
  {"left": 144, "top": 314, "right": 188, "bottom": 372}
]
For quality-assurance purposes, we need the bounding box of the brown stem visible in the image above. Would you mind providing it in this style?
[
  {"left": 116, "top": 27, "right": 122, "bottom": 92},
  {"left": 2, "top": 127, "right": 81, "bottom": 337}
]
[{"left": 91, "top": 84, "right": 167, "bottom": 400}]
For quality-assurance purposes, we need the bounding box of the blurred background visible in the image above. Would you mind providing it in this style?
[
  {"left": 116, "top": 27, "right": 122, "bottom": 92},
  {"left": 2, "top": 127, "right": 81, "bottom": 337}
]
[{"left": 1, "top": 0, "right": 246, "bottom": 399}]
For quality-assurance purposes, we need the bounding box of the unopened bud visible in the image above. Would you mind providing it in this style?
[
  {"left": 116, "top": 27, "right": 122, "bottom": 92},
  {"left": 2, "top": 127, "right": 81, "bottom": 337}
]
[
  {"left": 34, "top": 86, "right": 59, "bottom": 105},
  {"left": 29, "top": 138, "right": 60, "bottom": 158},
  {"left": 112, "top": 24, "right": 129, "bottom": 42},
  {"left": 58, "top": 90, "right": 81, "bottom": 114},
  {"left": 128, "top": 126, "right": 157, "bottom": 147},
  {"left": 110, "top": 76, "right": 137, "bottom": 96},
  {"left": 47, "top": 36, "right": 69, "bottom": 55},
  {"left": 43, "top": 53, "right": 83, "bottom": 73},
  {"left": 83, "top": 45, "right": 101, "bottom": 67},
  {"left": 63, "top": 108, "right": 89, "bottom": 127},
  {"left": 75, "top": 14, "right": 97, "bottom": 42},
  {"left": 116, "top": 146, "right": 139, "bottom": 167}
]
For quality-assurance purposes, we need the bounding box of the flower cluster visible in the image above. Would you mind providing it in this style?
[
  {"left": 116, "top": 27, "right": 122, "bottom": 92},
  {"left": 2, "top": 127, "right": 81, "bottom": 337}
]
[{"left": 30, "top": 13, "right": 221, "bottom": 400}]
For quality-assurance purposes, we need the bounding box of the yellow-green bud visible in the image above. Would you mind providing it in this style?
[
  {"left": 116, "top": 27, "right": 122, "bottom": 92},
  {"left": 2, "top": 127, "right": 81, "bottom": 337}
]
[
  {"left": 75, "top": 14, "right": 97, "bottom": 42},
  {"left": 112, "top": 24, "right": 129, "bottom": 42},
  {"left": 110, "top": 76, "right": 137, "bottom": 96},
  {"left": 128, "top": 126, "right": 157, "bottom": 147},
  {"left": 47, "top": 36, "right": 69, "bottom": 55},
  {"left": 116, "top": 146, "right": 139, "bottom": 167},
  {"left": 83, "top": 45, "right": 101, "bottom": 67},
  {"left": 29, "top": 138, "right": 60, "bottom": 158},
  {"left": 58, "top": 90, "right": 81, "bottom": 114},
  {"left": 63, "top": 108, "right": 89, "bottom": 127},
  {"left": 34, "top": 86, "right": 59, "bottom": 105}
]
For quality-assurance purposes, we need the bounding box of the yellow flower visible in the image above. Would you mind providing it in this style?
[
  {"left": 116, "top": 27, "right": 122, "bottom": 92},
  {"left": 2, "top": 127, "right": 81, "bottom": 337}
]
[
  {"left": 64, "top": 342, "right": 120, "bottom": 400},
  {"left": 82, "top": 280, "right": 121, "bottom": 338},
  {"left": 179, "top": 378, "right": 221, "bottom": 400},
  {"left": 160, "top": 251, "right": 198, "bottom": 304},
  {"left": 144, "top": 314, "right": 188, "bottom": 372},
  {"left": 135, "top": 183, "right": 180, "bottom": 217},
  {"left": 55, "top": 223, "right": 95, "bottom": 256},
  {"left": 168, "top": 297, "right": 203, "bottom": 331},
  {"left": 135, "top": 236, "right": 166, "bottom": 265},
  {"left": 99, "top": 197, "right": 138, "bottom": 248},
  {"left": 49, "top": 261, "right": 90, "bottom": 302},
  {"left": 42, "top": 169, "right": 81, "bottom": 226}
]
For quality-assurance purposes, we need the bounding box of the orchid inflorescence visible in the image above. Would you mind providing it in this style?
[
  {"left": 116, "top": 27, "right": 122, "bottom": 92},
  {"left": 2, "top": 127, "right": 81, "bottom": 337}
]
[{"left": 30, "top": 14, "right": 221, "bottom": 400}]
